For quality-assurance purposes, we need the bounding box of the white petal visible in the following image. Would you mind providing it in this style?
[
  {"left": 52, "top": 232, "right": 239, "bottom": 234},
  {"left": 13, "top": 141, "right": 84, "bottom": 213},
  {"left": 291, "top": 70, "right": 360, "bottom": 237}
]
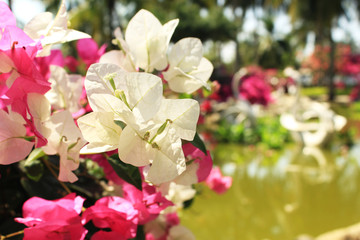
[
  {"left": 125, "top": 9, "right": 162, "bottom": 70},
  {"left": 0, "top": 51, "right": 14, "bottom": 73},
  {"left": 154, "top": 99, "right": 199, "bottom": 140},
  {"left": 27, "top": 93, "right": 51, "bottom": 122},
  {"left": 145, "top": 128, "right": 186, "bottom": 185},
  {"left": 85, "top": 63, "right": 122, "bottom": 96},
  {"left": 80, "top": 143, "right": 117, "bottom": 154},
  {"left": 88, "top": 93, "right": 127, "bottom": 117},
  {"left": 165, "top": 68, "right": 203, "bottom": 94},
  {"left": 168, "top": 38, "right": 203, "bottom": 72},
  {"left": 0, "top": 138, "right": 34, "bottom": 165},
  {"left": 189, "top": 57, "right": 213, "bottom": 86},
  {"left": 149, "top": 19, "right": 179, "bottom": 71},
  {"left": 117, "top": 71, "right": 163, "bottom": 122},
  {"left": 24, "top": 12, "right": 53, "bottom": 39},
  {"left": 118, "top": 126, "right": 151, "bottom": 166},
  {"left": 99, "top": 50, "right": 135, "bottom": 72},
  {"left": 77, "top": 112, "right": 122, "bottom": 148}
]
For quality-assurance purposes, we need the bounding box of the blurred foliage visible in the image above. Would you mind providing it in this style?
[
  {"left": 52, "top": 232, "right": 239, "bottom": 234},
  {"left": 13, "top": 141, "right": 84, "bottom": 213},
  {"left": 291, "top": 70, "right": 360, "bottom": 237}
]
[{"left": 214, "top": 116, "right": 290, "bottom": 149}]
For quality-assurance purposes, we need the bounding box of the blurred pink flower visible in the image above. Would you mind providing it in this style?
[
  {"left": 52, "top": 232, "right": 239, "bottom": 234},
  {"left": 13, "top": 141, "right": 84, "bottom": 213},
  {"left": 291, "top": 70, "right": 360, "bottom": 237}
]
[
  {"left": 76, "top": 38, "right": 107, "bottom": 68},
  {"left": 239, "top": 74, "right": 273, "bottom": 106},
  {"left": 65, "top": 56, "right": 79, "bottom": 72},
  {"left": 205, "top": 166, "right": 232, "bottom": 194},
  {"left": 15, "top": 193, "right": 87, "bottom": 240}
]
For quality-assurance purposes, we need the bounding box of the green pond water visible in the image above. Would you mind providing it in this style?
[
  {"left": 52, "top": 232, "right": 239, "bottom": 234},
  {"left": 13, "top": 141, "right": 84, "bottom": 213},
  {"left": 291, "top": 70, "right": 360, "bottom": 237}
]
[{"left": 181, "top": 142, "right": 360, "bottom": 240}]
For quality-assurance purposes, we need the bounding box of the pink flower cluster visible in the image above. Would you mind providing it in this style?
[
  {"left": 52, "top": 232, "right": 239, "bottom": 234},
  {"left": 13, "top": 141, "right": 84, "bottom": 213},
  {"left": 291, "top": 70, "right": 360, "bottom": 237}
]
[{"left": 15, "top": 185, "right": 172, "bottom": 240}]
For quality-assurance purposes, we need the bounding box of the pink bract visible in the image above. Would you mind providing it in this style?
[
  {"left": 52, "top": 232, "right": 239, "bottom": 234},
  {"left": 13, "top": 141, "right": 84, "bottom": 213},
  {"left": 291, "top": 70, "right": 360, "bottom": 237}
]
[
  {"left": 82, "top": 196, "right": 138, "bottom": 239},
  {"left": 76, "top": 38, "right": 107, "bottom": 68},
  {"left": 0, "top": 2, "right": 16, "bottom": 27},
  {"left": 15, "top": 193, "right": 87, "bottom": 240},
  {"left": 182, "top": 143, "right": 213, "bottom": 182},
  {"left": 122, "top": 182, "right": 173, "bottom": 224}
]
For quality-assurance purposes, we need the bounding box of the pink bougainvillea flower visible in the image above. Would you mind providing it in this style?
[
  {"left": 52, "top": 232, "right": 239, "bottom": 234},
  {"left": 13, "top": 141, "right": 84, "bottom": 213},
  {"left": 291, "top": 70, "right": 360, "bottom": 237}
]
[
  {"left": 182, "top": 143, "right": 213, "bottom": 182},
  {"left": 0, "top": 47, "right": 51, "bottom": 147},
  {"left": 65, "top": 55, "right": 79, "bottom": 72},
  {"left": 205, "top": 166, "right": 232, "bottom": 194},
  {"left": 0, "top": 47, "right": 51, "bottom": 117},
  {"left": 122, "top": 182, "right": 173, "bottom": 225},
  {"left": 15, "top": 193, "right": 87, "bottom": 240},
  {"left": 82, "top": 196, "right": 138, "bottom": 239},
  {"left": 0, "top": 3, "right": 40, "bottom": 56},
  {"left": 77, "top": 38, "right": 107, "bottom": 68},
  {"left": 35, "top": 49, "right": 65, "bottom": 79},
  {"left": 0, "top": 2, "right": 16, "bottom": 28}
]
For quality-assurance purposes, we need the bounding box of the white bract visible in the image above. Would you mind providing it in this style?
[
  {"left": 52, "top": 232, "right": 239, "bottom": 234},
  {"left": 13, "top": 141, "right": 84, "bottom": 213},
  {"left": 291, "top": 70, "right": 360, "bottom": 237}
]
[
  {"left": 24, "top": 0, "right": 90, "bottom": 56},
  {"left": 77, "top": 111, "right": 122, "bottom": 153},
  {"left": 0, "top": 109, "right": 34, "bottom": 165},
  {"left": 163, "top": 37, "right": 213, "bottom": 94},
  {"left": 45, "top": 65, "right": 83, "bottom": 113},
  {"left": 27, "top": 93, "right": 86, "bottom": 182},
  {"left": 100, "top": 50, "right": 136, "bottom": 72},
  {"left": 78, "top": 63, "right": 200, "bottom": 184},
  {"left": 122, "top": 9, "right": 178, "bottom": 72}
]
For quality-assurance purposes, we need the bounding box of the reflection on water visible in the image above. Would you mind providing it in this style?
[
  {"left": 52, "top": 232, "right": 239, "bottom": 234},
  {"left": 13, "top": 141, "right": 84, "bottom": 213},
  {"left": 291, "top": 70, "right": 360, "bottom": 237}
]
[{"left": 181, "top": 143, "right": 360, "bottom": 240}]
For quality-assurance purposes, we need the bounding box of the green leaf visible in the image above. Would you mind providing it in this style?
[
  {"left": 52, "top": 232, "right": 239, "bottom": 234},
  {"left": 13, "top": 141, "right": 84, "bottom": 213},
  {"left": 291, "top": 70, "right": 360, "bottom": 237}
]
[
  {"left": 23, "top": 159, "right": 44, "bottom": 182},
  {"left": 114, "top": 120, "right": 127, "bottom": 129},
  {"left": 190, "top": 132, "right": 207, "bottom": 155},
  {"left": 21, "top": 148, "right": 46, "bottom": 182},
  {"left": 107, "top": 154, "right": 142, "bottom": 190},
  {"left": 25, "top": 148, "right": 45, "bottom": 164}
]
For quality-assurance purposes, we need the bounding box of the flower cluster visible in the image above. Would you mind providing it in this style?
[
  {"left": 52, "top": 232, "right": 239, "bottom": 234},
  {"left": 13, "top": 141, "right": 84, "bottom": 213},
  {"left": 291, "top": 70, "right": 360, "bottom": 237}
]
[{"left": 0, "top": 1, "right": 232, "bottom": 239}]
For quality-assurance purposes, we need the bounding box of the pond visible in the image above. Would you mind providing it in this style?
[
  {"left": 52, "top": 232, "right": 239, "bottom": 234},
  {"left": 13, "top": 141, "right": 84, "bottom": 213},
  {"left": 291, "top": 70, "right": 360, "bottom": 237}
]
[{"left": 181, "top": 142, "right": 360, "bottom": 240}]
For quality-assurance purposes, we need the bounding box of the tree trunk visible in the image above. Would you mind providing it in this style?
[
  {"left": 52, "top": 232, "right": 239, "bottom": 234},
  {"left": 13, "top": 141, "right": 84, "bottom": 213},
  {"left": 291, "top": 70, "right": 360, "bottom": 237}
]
[{"left": 327, "top": 32, "right": 336, "bottom": 101}]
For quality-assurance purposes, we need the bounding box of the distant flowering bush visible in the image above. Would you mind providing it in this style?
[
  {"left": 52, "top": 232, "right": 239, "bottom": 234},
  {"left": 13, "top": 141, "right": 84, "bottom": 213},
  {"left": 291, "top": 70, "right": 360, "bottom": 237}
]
[{"left": 0, "top": 1, "right": 232, "bottom": 239}]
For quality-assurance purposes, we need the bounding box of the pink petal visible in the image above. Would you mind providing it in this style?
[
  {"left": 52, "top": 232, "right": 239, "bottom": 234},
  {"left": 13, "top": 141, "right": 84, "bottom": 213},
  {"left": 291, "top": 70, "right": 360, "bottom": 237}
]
[{"left": 0, "top": 2, "right": 16, "bottom": 27}]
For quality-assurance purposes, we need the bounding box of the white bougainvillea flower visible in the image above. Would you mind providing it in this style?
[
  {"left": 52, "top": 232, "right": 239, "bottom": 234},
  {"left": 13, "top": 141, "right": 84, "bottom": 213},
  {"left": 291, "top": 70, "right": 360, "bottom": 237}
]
[
  {"left": 24, "top": 0, "right": 90, "bottom": 56},
  {"left": 0, "top": 109, "right": 34, "bottom": 165},
  {"left": 119, "top": 125, "right": 186, "bottom": 185},
  {"left": 42, "top": 110, "right": 86, "bottom": 182},
  {"left": 80, "top": 63, "right": 200, "bottom": 184},
  {"left": 163, "top": 182, "right": 196, "bottom": 209},
  {"left": 45, "top": 65, "right": 83, "bottom": 113},
  {"left": 163, "top": 37, "right": 213, "bottom": 94},
  {"left": 125, "top": 9, "right": 178, "bottom": 72},
  {"left": 85, "top": 63, "right": 163, "bottom": 122},
  {"left": 27, "top": 93, "right": 86, "bottom": 182},
  {"left": 77, "top": 112, "right": 122, "bottom": 154}
]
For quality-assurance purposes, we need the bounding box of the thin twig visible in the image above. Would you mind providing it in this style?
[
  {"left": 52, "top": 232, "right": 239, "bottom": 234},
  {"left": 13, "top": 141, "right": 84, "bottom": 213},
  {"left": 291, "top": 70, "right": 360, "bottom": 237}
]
[
  {"left": 42, "top": 159, "right": 72, "bottom": 194},
  {"left": 0, "top": 229, "right": 24, "bottom": 240}
]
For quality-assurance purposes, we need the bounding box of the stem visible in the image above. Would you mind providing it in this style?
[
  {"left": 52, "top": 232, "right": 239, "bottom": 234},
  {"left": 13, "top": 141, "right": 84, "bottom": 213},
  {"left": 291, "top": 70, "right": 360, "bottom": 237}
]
[
  {"left": 42, "top": 159, "right": 72, "bottom": 194},
  {"left": 0, "top": 230, "right": 24, "bottom": 240}
]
